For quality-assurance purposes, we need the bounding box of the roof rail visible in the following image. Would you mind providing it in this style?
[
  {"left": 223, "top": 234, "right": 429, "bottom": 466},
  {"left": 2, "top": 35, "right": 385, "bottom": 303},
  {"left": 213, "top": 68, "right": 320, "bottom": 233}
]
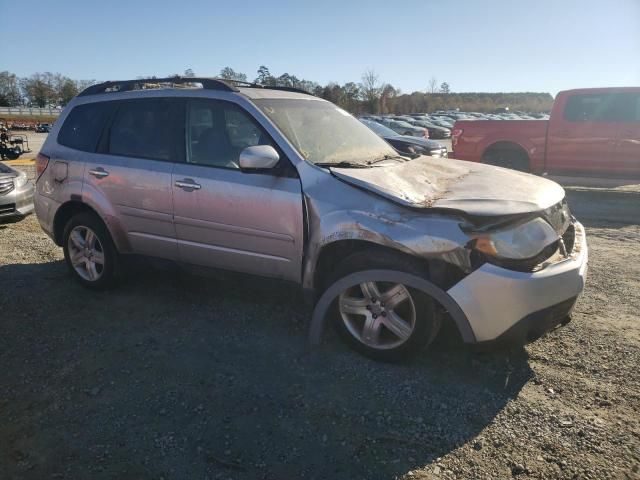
[
  {"left": 78, "top": 76, "right": 239, "bottom": 96},
  {"left": 223, "top": 79, "right": 312, "bottom": 95}
]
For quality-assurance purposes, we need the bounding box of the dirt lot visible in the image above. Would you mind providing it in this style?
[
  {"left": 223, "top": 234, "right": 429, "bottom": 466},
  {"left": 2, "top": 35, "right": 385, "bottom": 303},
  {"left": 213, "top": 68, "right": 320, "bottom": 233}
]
[{"left": 1, "top": 166, "right": 639, "bottom": 479}]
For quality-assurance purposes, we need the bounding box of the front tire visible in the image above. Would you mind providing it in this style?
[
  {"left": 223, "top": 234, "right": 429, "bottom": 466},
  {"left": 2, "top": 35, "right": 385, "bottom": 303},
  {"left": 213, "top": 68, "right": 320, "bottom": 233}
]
[
  {"left": 326, "top": 249, "right": 442, "bottom": 362},
  {"left": 62, "top": 212, "right": 119, "bottom": 290}
]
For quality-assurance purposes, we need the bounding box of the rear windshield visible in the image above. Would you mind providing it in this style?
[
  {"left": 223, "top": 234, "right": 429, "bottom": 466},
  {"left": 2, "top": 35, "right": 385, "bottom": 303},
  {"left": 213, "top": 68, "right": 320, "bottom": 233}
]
[{"left": 58, "top": 102, "right": 115, "bottom": 152}]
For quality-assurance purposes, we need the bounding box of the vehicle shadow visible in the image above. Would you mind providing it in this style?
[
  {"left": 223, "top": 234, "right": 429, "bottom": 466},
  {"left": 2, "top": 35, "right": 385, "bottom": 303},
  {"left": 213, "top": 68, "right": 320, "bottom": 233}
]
[{"left": 0, "top": 260, "right": 532, "bottom": 480}]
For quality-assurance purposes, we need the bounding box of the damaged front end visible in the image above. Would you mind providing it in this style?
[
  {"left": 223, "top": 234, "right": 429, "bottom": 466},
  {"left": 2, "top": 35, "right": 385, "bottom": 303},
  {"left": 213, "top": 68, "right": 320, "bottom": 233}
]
[
  {"left": 299, "top": 155, "right": 575, "bottom": 292},
  {"left": 297, "top": 155, "right": 587, "bottom": 347}
]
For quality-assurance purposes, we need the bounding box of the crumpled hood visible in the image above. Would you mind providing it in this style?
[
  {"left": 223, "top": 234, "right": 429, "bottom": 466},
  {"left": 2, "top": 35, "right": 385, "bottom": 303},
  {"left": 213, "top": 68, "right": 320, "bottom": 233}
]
[{"left": 331, "top": 156, "right": 565, "bottom": 217}]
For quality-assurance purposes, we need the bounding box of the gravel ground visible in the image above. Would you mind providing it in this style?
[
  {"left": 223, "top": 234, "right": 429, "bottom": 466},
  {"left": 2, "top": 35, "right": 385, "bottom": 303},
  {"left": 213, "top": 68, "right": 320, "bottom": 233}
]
[{"left": 1, "top": 166, "right": 639, "bottom": 479}]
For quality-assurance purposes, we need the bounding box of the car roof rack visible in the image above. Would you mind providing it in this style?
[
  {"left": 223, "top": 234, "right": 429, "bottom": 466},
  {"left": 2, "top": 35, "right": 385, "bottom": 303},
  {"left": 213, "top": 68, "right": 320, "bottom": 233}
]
[
  {"left": 78, "top": 76, "right": 240, "bottom": 96},
  {"left": 78, "top": 76, "right": 313, "bottom": 97},
  {"left": 224, "top": 79, "right": 311, "bottom": 95}
]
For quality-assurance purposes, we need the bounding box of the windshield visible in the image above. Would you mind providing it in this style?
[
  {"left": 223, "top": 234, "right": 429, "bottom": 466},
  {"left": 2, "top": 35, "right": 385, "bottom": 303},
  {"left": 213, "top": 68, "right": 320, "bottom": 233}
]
[{"left": 254, "top": 98, "right": 397, "bottom": 165}]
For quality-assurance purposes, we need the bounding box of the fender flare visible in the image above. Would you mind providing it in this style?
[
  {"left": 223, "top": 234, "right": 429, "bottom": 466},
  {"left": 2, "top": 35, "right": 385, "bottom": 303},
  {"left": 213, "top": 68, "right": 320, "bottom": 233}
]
[
  {"left": 309, "top": 269, "right": 476, "bottom": 346},
  {"left": 482, "top": 140, "right": 531, "bottom": 159}
]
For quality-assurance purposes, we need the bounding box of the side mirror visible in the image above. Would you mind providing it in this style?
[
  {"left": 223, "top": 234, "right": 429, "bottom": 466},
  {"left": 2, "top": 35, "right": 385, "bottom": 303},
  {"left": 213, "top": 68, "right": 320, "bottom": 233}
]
[{"left": 239, "top": 145, "right": 280, "bottom": 171}]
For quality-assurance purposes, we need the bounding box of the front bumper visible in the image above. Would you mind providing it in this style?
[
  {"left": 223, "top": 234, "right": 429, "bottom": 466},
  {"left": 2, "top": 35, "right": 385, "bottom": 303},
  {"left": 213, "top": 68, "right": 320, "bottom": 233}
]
[
  {"left": 0, "top": 180, "right": 35, "bottom": 223},
  {"left": 447, "top": 221, "right": 588, "bottom": 343}
]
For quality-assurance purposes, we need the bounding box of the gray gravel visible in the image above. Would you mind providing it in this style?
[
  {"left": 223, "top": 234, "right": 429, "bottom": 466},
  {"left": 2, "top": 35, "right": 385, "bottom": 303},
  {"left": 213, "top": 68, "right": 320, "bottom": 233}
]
[{"left": 1, "top": 166, "right": 639, "bottom": 479}]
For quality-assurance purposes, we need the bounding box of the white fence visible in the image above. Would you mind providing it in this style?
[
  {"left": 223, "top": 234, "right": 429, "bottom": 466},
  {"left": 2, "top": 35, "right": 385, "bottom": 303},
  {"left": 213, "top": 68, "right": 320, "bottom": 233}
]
[{"left": 0, "top": 106, "right": 61, "bottom": 117}]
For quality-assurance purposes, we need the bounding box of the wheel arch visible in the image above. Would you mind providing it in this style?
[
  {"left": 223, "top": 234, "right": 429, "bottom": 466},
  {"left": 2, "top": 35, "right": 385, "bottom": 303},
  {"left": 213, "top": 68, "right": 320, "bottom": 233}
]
[
  {"left": 482, "top": 140, "right": 531, "bottom": 168},
  {"left": 312, "top": 240, "right": 431, "bottom": 293},
  {"left": 52, "top": 200, "right": 128, "bottom": 252}
]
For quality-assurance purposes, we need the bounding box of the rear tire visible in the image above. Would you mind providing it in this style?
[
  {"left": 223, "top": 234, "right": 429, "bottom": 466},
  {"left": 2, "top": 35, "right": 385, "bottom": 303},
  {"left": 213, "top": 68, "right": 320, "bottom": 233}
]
[
  {"left": 62, "top": 212, "right": 119, "bottom": 290},
  {"left": 325, "top": 249, "right": 442, "bottom": 362}
]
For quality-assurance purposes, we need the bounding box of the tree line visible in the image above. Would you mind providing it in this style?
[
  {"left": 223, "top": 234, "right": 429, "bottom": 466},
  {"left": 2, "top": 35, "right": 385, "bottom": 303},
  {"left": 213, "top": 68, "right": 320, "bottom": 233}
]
[{"left": 0, "top": 67, "right": 553, "bottom": 113}]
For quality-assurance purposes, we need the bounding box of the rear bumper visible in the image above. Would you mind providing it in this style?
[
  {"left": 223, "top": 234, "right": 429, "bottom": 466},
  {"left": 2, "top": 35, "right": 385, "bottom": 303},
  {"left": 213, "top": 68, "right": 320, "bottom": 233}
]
[{"left": 447, "top": 221, "right": 588, "bottom": 343}]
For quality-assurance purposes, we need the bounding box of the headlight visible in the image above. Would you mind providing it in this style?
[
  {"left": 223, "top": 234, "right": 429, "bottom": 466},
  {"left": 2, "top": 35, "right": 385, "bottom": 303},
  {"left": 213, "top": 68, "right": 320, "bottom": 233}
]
[
  {"left": 466, "top": 217, "right": 558, "bottom": 260},
  {"left": 15, "top": 172, "right": 28, "bottom": 188}
]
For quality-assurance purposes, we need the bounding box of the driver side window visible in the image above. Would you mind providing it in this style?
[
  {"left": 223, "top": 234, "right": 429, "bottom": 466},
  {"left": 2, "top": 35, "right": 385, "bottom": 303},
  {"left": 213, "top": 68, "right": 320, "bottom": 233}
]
[{"left": 186, "top": 100, "right": 274, "bottom": 169}]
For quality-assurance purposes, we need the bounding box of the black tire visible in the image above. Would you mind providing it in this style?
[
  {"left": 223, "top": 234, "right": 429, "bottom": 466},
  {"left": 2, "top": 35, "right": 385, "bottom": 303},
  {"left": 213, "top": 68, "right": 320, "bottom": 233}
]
[
  {"left": 62, "top": 212, "right": 119, "bottom": 290},
  {"left": 483, "top": 148, "right": 529, "bottom": 172},
  {"left": 326, "top": 249, "right": 442, "bottom": 362}
]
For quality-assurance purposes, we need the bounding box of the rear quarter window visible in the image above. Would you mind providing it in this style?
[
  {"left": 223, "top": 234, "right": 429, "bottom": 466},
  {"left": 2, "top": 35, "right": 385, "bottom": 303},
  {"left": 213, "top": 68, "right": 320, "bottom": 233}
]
[
  {"left": 563, "top": 92, "right": 639, "bottom": 122},
  {"left": 58, "top": 102, "right": 115, "bottom": 152}
]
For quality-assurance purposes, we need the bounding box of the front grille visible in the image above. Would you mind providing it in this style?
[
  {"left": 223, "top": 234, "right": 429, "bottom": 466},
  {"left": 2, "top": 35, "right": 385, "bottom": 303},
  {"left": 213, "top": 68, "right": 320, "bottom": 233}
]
[
  {"left": 0, "top": 178, "right": 14, "bottom": 196},
  {"left": 561, "top": 224, "right": 576, "bottom": 255},
  {"left": 0, "top": 203, "right": 16, "bottom": 215}
]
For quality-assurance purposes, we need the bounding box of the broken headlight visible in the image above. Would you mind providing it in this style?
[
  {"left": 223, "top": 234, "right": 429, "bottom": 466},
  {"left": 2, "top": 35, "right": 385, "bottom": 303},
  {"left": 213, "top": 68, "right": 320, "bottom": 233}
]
[{"left": 466, "top": 217, "right": 558, "bottom": 261}]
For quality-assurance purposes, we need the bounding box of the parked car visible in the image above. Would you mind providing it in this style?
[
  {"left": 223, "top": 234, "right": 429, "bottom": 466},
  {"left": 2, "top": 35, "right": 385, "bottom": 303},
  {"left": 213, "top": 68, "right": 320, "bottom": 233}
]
[
  {"left": 361, "top": 119, "right": 448, "bottom": 157},
  {"left": 378, "top": 118, "right": 428, "bottom": 138},
  {"left": 428, "top": 117, "right": 455, "bottom": 129},
  {"left": 0, "top": 162, "right": 35, "bottom": 223},
  {"left": 452, "top": 87, "right": 640, "bottom": 176},
  {"left": 405, "top": 119, "right": 451, "bottom": 139},
  {"left": 35, "top": 76, "right": 588, "bottom": 361}
]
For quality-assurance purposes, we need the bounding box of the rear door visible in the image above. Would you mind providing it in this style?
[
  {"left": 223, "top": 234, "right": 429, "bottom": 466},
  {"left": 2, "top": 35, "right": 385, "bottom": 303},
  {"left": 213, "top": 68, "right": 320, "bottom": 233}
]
[
  {"left": 84, "top": 97, "right": 182, "bottom": 259},
  {"left": 546, "top": 92, "right": 621, "bottom": 175},
  {"left": 172, "top": 98, "right": 304, "bottom": 282}
]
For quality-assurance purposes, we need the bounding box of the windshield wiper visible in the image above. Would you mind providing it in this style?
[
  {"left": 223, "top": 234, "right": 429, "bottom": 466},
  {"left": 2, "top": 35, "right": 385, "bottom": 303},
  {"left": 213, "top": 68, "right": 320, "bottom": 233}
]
[
  {"left": 315, "top": 161, "right": 371, "bottom": 168},
  {"left": 367, "top": 154, "right": 409, "bottom": 165}
]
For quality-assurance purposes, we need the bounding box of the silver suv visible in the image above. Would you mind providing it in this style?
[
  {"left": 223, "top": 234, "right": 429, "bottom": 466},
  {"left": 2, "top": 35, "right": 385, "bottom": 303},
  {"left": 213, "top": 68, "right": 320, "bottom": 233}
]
[{"left": 34, "top": 77, "right": 588, "bottom": 361}]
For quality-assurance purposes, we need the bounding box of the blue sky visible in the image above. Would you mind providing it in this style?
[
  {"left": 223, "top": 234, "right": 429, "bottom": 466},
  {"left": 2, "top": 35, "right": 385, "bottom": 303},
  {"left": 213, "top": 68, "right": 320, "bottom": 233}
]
[{"left": 4, "top": 0, "right": 639, "bottom": 96}]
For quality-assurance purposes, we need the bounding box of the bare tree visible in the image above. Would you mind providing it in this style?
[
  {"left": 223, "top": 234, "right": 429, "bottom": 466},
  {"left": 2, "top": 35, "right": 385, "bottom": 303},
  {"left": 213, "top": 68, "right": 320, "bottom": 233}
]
[
  {"left": 20, "top": 73, "right": 57, "bottom": 107},
  {"left": 380, "top": 83, "right": 397, "bottom": 114},
  {"left": 0, "top": 71, "right": 22, "bottom": 106},
  {"left": 360, "top": 69, "right": 383, "bottom": 113},
  {"left": 427, "top": 77, "right": 438, "bottom": 94},
  {"left": 219, "top": 67, "right": 247, "bottom": 83}
]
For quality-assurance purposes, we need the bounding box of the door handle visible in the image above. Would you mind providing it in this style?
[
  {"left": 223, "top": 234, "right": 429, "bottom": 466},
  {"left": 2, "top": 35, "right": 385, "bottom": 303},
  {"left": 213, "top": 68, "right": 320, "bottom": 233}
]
[
  {"left": 89, "top": 167, "right": 109, "bottom": 178},
  {"left": 175, "top": 179, "right": 201, "bottom": 190}
]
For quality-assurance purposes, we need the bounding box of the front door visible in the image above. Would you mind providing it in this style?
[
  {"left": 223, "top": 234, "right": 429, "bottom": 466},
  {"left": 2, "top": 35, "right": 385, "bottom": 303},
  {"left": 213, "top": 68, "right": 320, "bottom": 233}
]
[{"left": 172, "top": 98, "right": 304, "bottom": 282}]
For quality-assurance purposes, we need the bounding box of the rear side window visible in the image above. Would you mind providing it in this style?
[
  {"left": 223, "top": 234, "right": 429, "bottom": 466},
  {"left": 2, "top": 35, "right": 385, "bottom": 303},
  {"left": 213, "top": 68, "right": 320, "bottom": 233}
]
[
  {"left": 58, "top": 102, "right": 114, "bottom": 152},
  {"left": 564, "top": 93, "right": 639, "bottom": 122},
  {"left": 107, "top": 99, "right": 181, "bottom": 162}
]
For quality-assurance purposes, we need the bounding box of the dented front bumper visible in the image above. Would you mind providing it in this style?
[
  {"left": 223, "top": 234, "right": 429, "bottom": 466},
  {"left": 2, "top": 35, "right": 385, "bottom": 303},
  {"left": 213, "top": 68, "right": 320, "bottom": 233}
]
[{"left": 447, "top": 221, "right": 588, "bottom": 343}]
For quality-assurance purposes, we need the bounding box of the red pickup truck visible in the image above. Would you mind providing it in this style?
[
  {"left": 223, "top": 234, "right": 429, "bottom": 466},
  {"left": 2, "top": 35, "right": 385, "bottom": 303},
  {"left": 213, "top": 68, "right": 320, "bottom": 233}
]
[{"left": 452, "top": 87, "right": 640, "bottom": 177}]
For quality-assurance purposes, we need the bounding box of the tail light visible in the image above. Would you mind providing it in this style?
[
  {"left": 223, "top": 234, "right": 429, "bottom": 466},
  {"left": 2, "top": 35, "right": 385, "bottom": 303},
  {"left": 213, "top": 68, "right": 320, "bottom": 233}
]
[
  {"left": 452, "top": 128, "right": 464, "bottom": 147},
  {"left": 36, "top": 153, "right": 50, "bottom": 180}
]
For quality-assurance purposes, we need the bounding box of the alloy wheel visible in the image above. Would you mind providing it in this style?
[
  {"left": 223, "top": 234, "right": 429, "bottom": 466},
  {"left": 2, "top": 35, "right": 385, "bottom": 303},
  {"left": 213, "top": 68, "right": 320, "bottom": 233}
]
[
  {"left": 67, "top": 226, "right": 105, "bottom": 282},
  {"left": 339, "top": 281, "right": 416, "bottom": 350}
]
